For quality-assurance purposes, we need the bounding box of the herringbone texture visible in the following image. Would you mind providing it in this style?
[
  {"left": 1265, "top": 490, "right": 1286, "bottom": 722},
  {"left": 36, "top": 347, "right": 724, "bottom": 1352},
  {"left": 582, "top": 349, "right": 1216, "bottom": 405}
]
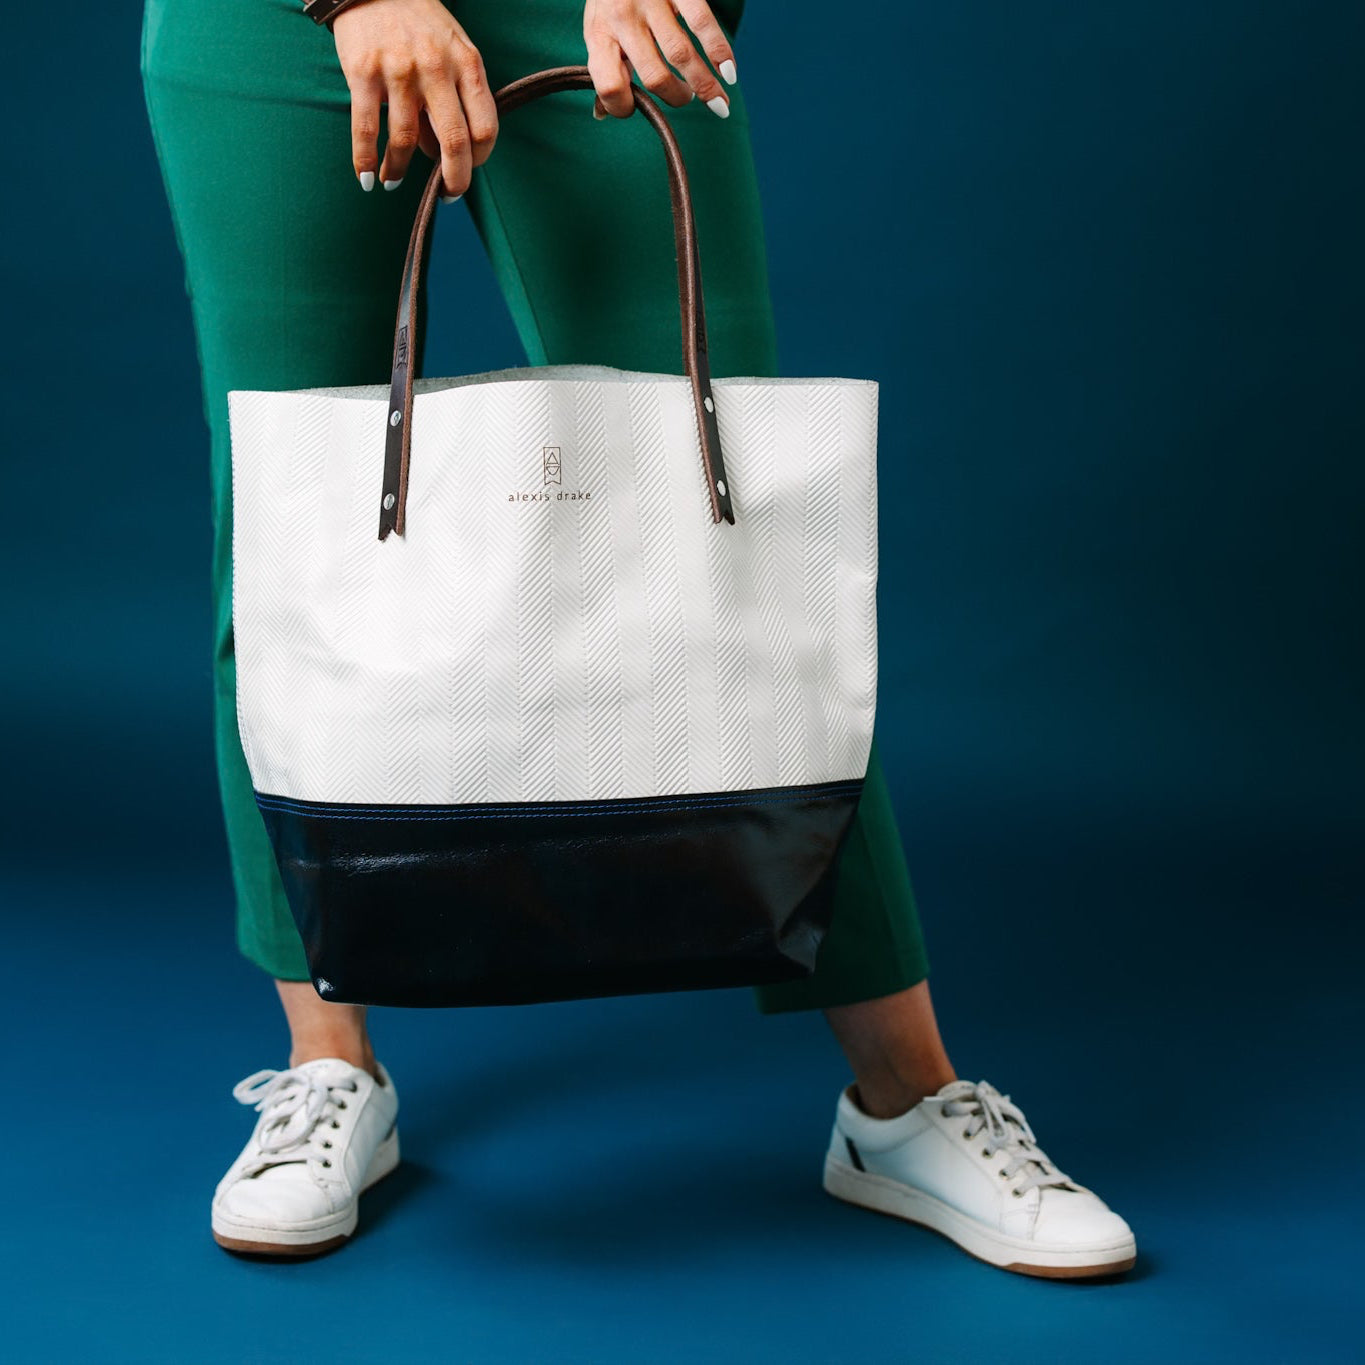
[{"left": 228, "top": 366, "right": 879, "bottom": 804}]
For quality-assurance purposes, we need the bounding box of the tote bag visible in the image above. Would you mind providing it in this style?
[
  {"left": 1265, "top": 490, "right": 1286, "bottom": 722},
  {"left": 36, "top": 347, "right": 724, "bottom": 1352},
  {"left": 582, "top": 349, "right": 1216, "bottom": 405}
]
[{"left": 227, "top": 66, "right": 879, "bottom": 1007}]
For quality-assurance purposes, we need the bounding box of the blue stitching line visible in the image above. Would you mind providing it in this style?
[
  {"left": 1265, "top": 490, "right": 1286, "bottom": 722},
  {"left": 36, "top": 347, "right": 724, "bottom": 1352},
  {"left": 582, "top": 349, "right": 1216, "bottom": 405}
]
[
  {"left": 254, "top": 783, "right": 860, "bottom": 813},
  {"left": 252, "top": 796, "right": 848, "bottom": 823},
  {"left": 251, "top": 791, "right": 857, "bottom": 819},
  {"left": 254, "top": 783, "right": 862, "bottom": 822}
]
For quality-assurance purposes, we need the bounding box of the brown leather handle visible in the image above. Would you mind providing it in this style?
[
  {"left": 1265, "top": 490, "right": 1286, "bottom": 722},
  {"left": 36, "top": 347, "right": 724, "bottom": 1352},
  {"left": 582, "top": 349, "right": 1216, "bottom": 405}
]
[{"left": 377, "top": 64, "right": 734, "bottom": 540}]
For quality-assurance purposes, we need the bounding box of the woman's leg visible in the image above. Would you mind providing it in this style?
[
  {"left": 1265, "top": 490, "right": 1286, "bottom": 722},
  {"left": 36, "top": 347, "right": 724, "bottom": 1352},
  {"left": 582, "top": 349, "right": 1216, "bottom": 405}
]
[
  {"left": 455, "top": 0, "right": 936, "bottom": 1044},
  {"left": 139, "top": 0, "right": 441, "bottom": 1070}
]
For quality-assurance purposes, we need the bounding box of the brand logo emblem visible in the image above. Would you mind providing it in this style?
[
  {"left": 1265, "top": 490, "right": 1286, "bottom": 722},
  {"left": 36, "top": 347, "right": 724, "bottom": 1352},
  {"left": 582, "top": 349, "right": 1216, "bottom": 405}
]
[{"left": 507, "top": 444, "right": 593, "bottom": 504}]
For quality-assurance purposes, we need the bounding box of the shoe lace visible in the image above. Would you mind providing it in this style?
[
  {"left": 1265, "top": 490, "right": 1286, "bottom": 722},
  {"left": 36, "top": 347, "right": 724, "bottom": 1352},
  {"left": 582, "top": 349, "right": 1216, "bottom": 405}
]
[
  {"left": 939, "top": 1081, "right": 1082, "bottom": 1199},
  {"left": 231, "top": 1067, "right": 358, "bottom": 1176}
]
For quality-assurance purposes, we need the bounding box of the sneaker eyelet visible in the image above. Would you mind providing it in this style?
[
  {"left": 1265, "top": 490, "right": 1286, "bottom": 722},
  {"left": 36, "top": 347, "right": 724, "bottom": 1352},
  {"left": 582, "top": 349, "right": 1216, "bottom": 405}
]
[
  {"left": 332, "top": 1120, "right": 341, "bottom": 1128},
  {"left": 322, "top": 1159, "right": 331, "bottom": 1167},
  {"left": 1011, "top": 1189, "right": 1022, "bottom": 1198},
  {"left": 337, "top": 1100, "right": 347, "bottom": 1109}
]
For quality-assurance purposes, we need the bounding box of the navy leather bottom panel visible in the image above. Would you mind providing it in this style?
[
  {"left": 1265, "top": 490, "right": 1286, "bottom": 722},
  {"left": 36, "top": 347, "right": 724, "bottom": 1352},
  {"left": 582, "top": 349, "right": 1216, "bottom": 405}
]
[{"left": 254, "top": 778, "right": 865, "bottom": 1007}]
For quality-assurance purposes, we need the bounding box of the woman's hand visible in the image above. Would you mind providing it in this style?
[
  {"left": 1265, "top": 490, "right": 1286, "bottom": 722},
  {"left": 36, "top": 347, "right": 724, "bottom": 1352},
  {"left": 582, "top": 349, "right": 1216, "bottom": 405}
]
[
  {"left": 584, "top": 0, "right": 738, "bottom": 120},
  {"left": 331, "top": 0, "right": 497, "bottom": 200}
]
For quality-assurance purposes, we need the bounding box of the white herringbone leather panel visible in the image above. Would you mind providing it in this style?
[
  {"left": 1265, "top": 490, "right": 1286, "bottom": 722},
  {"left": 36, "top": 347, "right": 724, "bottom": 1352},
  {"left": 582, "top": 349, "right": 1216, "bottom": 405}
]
[{"left": 228, "top": 365, "right": 878, "bottom": 804}]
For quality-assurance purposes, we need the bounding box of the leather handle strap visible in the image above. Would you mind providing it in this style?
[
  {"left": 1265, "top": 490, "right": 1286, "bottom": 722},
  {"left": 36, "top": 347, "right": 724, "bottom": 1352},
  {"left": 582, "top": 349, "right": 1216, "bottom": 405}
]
[{"left": 377, "top": 64, "right": 734, "bottom": 541}]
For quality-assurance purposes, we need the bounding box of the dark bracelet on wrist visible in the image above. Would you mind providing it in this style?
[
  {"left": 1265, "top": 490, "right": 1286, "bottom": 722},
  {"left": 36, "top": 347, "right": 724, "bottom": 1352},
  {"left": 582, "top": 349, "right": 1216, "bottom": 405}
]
[{"left": 302, "top": 0, "right": 369, "bottom": 29}]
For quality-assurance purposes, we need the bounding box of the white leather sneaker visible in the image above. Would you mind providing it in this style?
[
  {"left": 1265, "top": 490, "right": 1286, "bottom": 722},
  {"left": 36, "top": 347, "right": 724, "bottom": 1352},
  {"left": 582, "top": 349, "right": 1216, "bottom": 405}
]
[
  {"left": 823, "top": 1077, "right": 1137, "bottom": 1278},
  {"left": 211, "top": 1056, "right": 400, "bottom": 1256}
]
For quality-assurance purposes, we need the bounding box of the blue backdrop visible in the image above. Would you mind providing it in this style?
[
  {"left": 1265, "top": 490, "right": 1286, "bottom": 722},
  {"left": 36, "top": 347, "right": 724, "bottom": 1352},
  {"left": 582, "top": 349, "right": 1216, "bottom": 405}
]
[{"left": 2, "top": 2, "right": 1360, "bottom": 1362}]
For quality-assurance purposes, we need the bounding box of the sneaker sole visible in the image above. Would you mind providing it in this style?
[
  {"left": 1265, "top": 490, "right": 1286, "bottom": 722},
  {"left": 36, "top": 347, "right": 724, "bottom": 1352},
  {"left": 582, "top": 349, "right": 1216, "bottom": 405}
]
[
  {"left": 823, "top": 1152, "right": 1137, "bottom": 1279},
  {"left": 211, "top": 1124, "right": 400, "bottom": 1257}
]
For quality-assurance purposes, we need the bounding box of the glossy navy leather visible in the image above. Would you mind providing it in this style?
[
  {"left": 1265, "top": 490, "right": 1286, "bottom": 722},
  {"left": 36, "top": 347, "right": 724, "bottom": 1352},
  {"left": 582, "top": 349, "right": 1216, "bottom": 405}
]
[{"left": 255, "top": 778, "right": 865, "bottom": 1007}]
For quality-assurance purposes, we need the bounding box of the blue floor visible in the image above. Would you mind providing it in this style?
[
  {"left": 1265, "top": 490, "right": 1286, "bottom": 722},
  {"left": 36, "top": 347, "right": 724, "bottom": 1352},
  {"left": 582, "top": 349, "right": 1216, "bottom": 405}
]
[{"left": 3, "top": 811, "right": 1358, "bottom": 1364}]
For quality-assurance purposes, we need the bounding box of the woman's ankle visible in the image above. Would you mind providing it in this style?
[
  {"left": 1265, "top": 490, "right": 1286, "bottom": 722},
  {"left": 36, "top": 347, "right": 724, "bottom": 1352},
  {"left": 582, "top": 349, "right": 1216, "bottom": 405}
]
[
  {"left": 274, "top": 979, "right": 379, "bottom": 1080},
  {"left": 288, "top": 1037, "right": 379, "bottom": 1080}
]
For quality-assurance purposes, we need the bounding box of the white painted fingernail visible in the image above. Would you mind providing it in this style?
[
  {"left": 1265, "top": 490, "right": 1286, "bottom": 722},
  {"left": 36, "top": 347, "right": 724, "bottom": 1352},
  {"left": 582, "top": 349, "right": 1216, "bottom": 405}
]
[
  {"left": 719, "top": 59, "right": 737, "bottom": 84},
  {"left": 706, "top": 95, "right": 730, "bottom": 119},
  {"left": 359, "top": 170, "right": 375, "bottom": 191},
  {"left": 383, "top": 177, "right": 403, "bottom": 191},
  {"left": 440, "top": 192, "right": 463, "bottom": 204}
]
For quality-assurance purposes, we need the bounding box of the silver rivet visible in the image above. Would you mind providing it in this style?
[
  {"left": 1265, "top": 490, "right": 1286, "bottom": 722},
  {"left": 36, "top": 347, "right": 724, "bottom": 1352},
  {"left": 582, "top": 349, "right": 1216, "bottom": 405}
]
[
  {"left": 716, "top": 479, "right": 727, "bottom": 496},
  {"left": 382, "top": 492, "right": 395, "bottom": 509},
  {"left": 703, "top": 395, "right": 715, "bottom": 413},
  {"left": 389, "top": 410, "right": 402, "bottom": 427}
]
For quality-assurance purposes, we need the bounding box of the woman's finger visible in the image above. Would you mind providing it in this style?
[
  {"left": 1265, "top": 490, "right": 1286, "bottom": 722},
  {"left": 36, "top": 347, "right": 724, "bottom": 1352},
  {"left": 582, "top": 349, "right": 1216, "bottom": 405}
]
[
  {"left": 646, "top": 1, "right": 728, "bottom": 116},
  {"left": 421, "top": 77, "right": 473, "bottom": 201},
  {"left": 618, "top": 20, "right": 693, "bottom": 108},
  {"left": 585, "top": 35, "right": 636, "bottom": 119},
  {"left": 674, "top": 0, "right": 738, "bottom": 87},
  {"left": 378, "top": 72, "right": 423, "bottom": 187},
  {"left": 453, "top": 44, "right": 498, "bottom": 169},
  {"left": 349, "top": 67, "right": 384, "bottom": 189}
]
